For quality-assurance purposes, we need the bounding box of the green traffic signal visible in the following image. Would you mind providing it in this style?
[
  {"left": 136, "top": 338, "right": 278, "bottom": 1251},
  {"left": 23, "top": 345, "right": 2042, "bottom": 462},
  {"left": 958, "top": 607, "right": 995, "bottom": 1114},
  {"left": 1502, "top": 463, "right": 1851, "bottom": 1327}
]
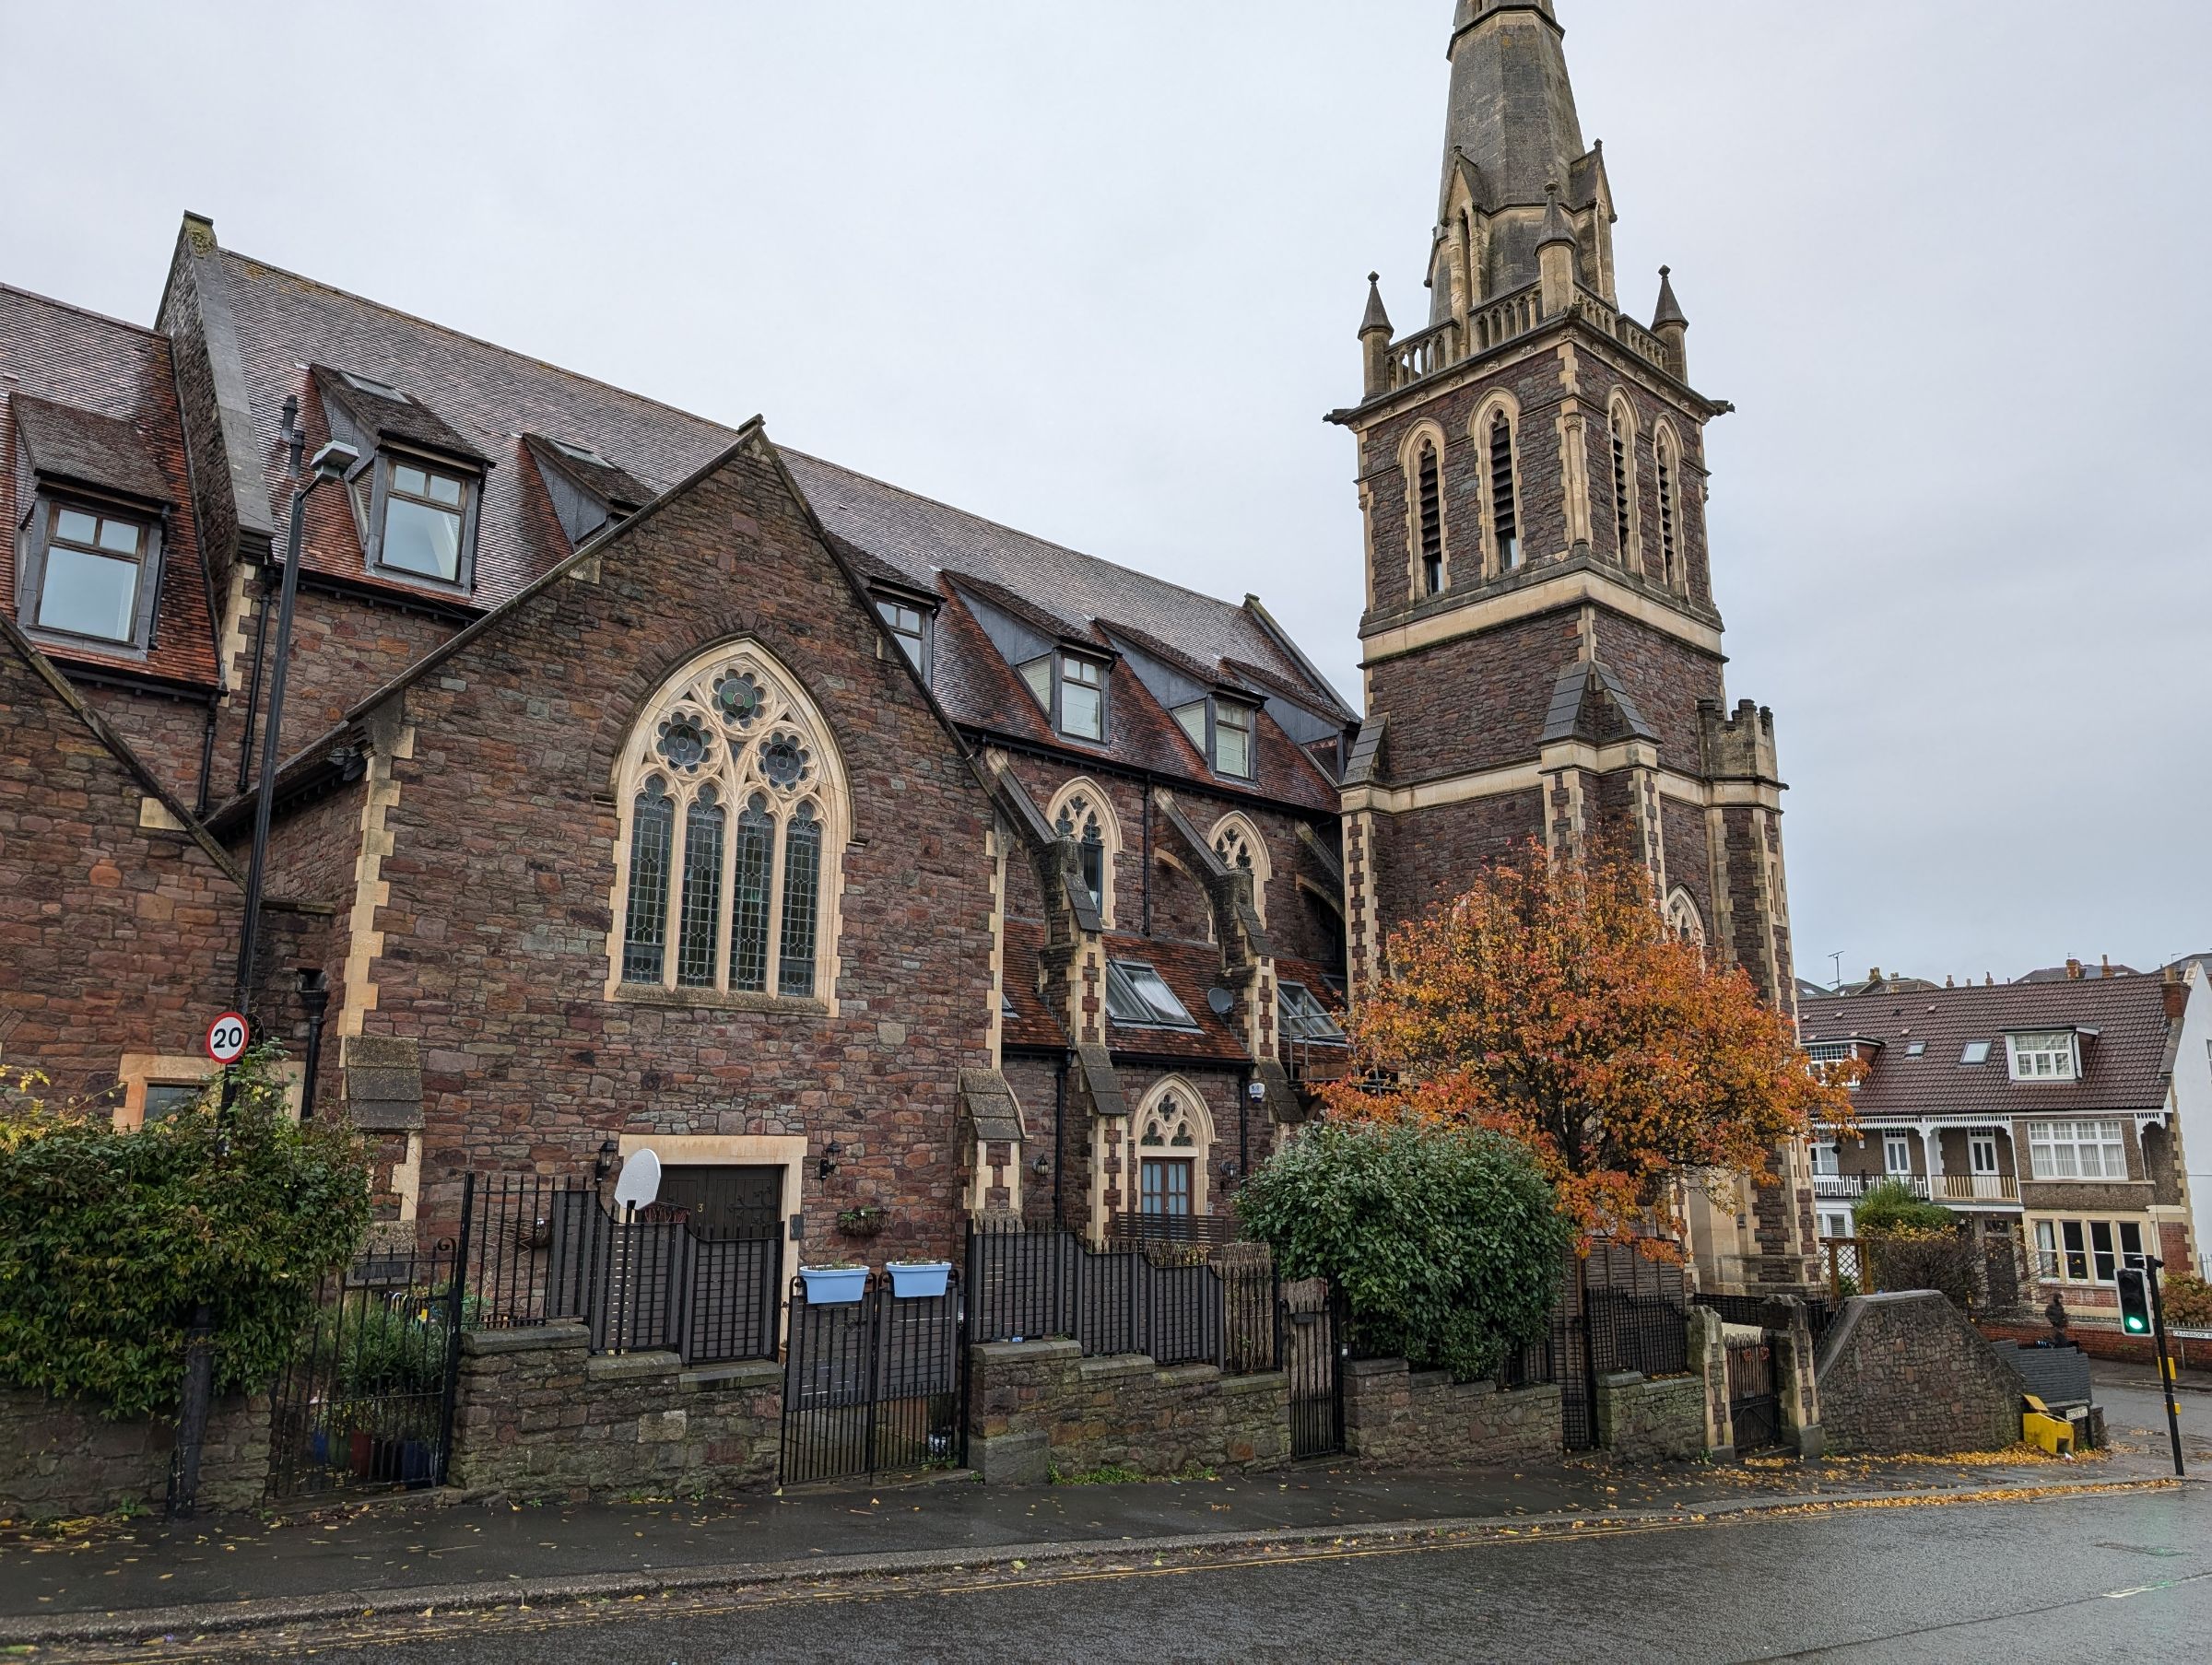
[{"left": 2116, "top": 1266, "right": 2153, "bottom": 1336}]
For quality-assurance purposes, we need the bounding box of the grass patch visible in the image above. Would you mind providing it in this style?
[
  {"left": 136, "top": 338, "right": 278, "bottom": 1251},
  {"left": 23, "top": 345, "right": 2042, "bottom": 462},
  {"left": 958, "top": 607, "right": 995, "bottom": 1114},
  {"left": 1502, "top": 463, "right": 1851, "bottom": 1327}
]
[{"left": 1050, "top": 1460, "right": 1220, "bottom": 1486}]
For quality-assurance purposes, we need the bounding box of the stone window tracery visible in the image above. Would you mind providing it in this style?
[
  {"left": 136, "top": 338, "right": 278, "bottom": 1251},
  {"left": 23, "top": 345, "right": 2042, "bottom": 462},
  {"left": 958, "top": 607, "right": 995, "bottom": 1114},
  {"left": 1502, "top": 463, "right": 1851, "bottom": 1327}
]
[
  {"left": 1665, "top": 885, "right": 1705, "bottom": 955},
  {"left": 613, "top": 643, "right": 845, "bottom": 1003},
  {"left": 1048, "top": 780, "right": 1121, "bottom": 926},
  {"left": 1209, "top": 812, "right": 1271, "bottom": 925}
]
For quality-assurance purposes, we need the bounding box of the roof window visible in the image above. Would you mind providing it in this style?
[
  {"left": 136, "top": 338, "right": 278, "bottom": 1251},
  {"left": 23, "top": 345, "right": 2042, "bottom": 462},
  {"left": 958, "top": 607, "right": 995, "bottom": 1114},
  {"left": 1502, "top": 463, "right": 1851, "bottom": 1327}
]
[
  {"left": 1105, "top": 959, "right": 1196, "bottom": 1029},
  {"left": 1279, "top": 981, "right": 1346, "bottom": 1044},
  {"left": 1960, "top": 1040, "right": 1992, "bottom": 1065},
  {"left": 341, "top": 369, "right": 409, "bottom": 401},
  {"left": 26, "top": 502, "right": 160, "bottom": 647},
  {"left": 550, "top": 437, "right": 612, "bottom": 465},
  {"left": 1171, "top": 694, "right": 1257, "bottom": 780}
]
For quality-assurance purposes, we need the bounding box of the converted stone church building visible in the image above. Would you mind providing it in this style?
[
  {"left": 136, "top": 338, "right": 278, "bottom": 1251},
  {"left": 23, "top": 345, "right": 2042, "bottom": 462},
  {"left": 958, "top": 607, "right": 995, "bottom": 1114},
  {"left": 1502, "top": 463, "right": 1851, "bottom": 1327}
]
[{"left": 0, "top": 1, "right": 1812, "bottom": 1287}]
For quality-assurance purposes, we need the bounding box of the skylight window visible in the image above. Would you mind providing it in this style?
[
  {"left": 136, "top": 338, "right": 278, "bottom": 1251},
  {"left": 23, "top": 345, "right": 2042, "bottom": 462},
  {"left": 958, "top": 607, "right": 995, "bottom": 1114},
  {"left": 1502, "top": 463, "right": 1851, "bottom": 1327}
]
[
  {"left": 1104, "top": 960, "right": 1196, "bottom": 1029},
  {"left": 1960, "top": 1040, "right": 1992, "bottom": 1065},
  {"left": 341, "top": 369, "right": 409, "bottom": 401},
  {"left": 551, "top": 437, "right": 613, "bottom": 465},
  {"left": 1906, "top": 1041, "right": 1926, "bottom": 1057},
  {"left": 1278, "top": 981, "right": 1346, "bottom": 1043}
]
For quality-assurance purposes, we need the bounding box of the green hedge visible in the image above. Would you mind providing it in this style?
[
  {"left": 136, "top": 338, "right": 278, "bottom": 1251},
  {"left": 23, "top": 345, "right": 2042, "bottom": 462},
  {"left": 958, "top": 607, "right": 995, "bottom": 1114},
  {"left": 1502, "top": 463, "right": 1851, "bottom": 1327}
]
[
  {"left": 0, "top": 1047, "right": 370, "bottom": 1418},
  {"left": 1236, "top": 1120, "right": 1571, "bottom": 1380}
]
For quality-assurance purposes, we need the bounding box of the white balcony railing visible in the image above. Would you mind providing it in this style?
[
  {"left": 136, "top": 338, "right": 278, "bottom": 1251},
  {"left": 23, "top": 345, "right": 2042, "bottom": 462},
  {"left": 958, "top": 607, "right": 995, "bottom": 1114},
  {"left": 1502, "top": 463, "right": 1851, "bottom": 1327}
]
[
  {"left": 1937, "top": 1173, "right": 2019, "bottom": 1203},
  {"left": 1812, "top": 1173, "right": 1928, "bottom": 1200}
]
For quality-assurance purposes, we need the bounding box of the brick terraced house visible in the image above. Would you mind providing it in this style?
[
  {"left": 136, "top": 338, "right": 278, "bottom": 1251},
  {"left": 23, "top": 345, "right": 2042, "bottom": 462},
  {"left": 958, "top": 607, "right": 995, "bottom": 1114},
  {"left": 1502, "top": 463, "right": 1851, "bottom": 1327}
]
[
  {"left": 1800, "top": 973, "right": 2202, "bottom": 1314},
  {"left": 0, "top": 1, "right": 1814, "bottom": 1289}
]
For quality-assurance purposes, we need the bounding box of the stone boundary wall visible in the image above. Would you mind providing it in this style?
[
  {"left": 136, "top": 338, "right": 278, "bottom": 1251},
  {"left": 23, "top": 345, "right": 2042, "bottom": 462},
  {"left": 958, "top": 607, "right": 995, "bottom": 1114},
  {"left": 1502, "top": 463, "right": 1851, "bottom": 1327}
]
[
  {"left": 1341, "top": 1359, "right": 1560, "bottom": 1468},
  {"left": 447, "top": 1322, "right": 780, "bottom": 1502},
  {"left": 1594, "top": 1371, "right": 1707, "bottom": 1460},
  {"left": 0, "top": 1389, "right": 270, "bottom": 1520},
  {"left": 968, "top": 1341, "right": 1289, "bottom": 1483},
  {"left": 1818, "top": 1293, "right": 2025, "bottom": 1456}
]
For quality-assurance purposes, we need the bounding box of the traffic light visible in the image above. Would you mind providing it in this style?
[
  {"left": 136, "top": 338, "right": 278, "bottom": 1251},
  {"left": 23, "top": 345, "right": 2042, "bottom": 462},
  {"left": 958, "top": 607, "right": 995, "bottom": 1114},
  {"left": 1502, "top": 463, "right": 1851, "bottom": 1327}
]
[{"left": 2116, "top": 1266, "right": 2153, "bottom": 1336}]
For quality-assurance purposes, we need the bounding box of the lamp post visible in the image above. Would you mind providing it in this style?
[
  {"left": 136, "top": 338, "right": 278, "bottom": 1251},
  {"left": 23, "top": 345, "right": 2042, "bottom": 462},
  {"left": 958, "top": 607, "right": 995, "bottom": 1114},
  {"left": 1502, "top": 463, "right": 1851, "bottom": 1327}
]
[
  {"left": 232, "top": 432, "right": 358, "bottom": 1013},
  {"left": 172, "top": 428, "right": 356, "bottom": 1521}
]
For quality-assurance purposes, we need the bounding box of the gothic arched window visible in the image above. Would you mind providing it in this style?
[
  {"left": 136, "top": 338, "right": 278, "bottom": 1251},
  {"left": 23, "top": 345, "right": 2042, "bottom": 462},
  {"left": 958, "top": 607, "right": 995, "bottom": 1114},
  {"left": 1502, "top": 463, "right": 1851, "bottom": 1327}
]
[
  {"left": 1049, "top": 779, "right": 1121, "bottom": 926},
  {"left": 1487, "top": 409, "right": 1520, "bottom": 571},
  {"left": 1654, "top": 426, "right": 1683, "bottom": 592},
  {"left": 1665, "top": 886, "right": 1706, "bottom": 956},
  {"left": 1416, "top": 438, "right": 1444, "bottom": 596},
  {"left": 1209, "top": 812, "right": 1272, "bottom": 926},
  {"left": 611, "top": 643, "right": 846, "bottom": 1003},
  {"left": 1607, "top": 393, "right": 1639, "bottom": 568},
  {"left": 1132, "top": 1077, "right": 1218, "bottom": 1221}
]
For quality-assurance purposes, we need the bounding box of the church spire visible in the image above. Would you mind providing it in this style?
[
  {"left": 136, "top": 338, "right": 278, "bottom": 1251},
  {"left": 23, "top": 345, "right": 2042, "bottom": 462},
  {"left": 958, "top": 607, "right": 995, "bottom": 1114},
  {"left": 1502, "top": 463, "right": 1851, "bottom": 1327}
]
[{"left": 1429, "top": 1, "right": 1613, "bottom": 321}]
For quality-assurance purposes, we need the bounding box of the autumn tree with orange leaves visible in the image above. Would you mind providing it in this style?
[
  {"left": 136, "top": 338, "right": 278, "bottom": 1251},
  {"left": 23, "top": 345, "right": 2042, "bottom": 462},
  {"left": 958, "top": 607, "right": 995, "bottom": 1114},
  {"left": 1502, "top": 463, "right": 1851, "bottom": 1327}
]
[{"left": 1321, "top": 844, "right": 1856, "bottom": 1251}]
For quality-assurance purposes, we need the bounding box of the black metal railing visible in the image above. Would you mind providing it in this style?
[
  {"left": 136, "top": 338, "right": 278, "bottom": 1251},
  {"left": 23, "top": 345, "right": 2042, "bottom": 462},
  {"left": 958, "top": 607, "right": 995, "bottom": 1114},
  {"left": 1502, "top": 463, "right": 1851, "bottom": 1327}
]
[
  {"left": 265, "top": 1234, "right": 464, "bottom": 1500},
  {"left": 966, "top": 1223, "right": 1277, "bottom": 1373},
  {"left": 1106, "top": 1211, "right": 1248, "bottom": 1252},
  {"left": 779, "top": 1272, "right": 965, "bottom": 1485},
  {"left": 461, "top": 1172, "right": 781, "bottom": 1365}
]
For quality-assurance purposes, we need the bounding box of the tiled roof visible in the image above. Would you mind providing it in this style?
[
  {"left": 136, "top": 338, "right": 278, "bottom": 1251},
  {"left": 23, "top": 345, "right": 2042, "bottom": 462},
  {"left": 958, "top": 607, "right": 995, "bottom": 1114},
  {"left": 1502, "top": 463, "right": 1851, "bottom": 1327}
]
[
  {"left": 199, "top": 242, "right": 1347, "bottom": 805},
  {"left": 0, "top": 287, "right": 218, "bottom": 688},
  {"left": 213, "top": 248, "right": 734, "bottom": 611},
  {"left": 1102, "top": 933, "right": 1250, "bottom": 1064},
  {"left": 11, "top": 393, "right": 174, "bottom": 504},
  {"left": 781, "top": 450, "right": 1343, "bottom": 718},
  {"left": 1000, "top": 919, "right": 1068, "bottom": 1051},
  {"left": 1799, "top": 979, "right": 2179, "bottom": 1120}
]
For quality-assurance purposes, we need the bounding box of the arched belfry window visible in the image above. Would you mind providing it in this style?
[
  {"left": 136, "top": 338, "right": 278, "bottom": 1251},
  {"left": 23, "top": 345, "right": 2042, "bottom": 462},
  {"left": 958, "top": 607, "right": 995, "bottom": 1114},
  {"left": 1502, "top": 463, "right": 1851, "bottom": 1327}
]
[
  {"left": 1653, "top": 426, "right": 1682, "bottom": 592},
  {"left": 1415, "top": 438, "right": 1444, "bottom": 596},
  {"left": 1209, "top": 812, "right": 1272, "bottom": 926},
  {"left": 1049, "top": 779, "right": 1121, "bottom": 927},
  {"left": 1607, "top": 394, "right": 1639, "bottom": 567},
  {"left": 1486, "top": 409, "right": 1520, "bottom": 572},
  {"left": 1665, "top": 886, "right": 1706, "bottom": 956},
  {"left": 612, "top": 643, "right": 847, "bottom": 1003}
]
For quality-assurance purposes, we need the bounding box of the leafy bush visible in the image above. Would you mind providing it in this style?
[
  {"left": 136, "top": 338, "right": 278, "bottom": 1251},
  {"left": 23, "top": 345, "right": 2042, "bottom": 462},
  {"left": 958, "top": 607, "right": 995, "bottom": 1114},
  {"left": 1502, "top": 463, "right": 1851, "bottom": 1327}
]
[
  {"left": 0, "top": 1047, "right": 370, "bottom": 1417},
  {"left": 2163, "top": 1272, "right": 2212, "bottom": 1329},
  {"left": 1236, "top": 1120, "right": 1571, "bottom": 1380},
  {"left": 314, "top": 1293, "right": 456, "bottom": 1398},
  {"left": 1853, "top": 1178, "right": 1956, "bottom": 1236},
  {"left": 1862, "top": 1227, "right": 1981, "bottom": 1310}
]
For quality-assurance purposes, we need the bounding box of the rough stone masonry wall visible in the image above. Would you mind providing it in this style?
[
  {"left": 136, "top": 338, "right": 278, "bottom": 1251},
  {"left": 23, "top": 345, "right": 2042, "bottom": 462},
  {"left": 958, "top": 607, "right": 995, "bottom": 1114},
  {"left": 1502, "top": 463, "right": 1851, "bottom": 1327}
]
[
  {"left": 968, "top": 1340, "right": 1289, "bottom": 1483},
  {"left": 0, "top": 1388, "right": 270, "bottom": 1520},
  {"left": 1342, "top": 1358, "right": 1561, "bottom": 1468},
  {"left": 1594, "top": 1371, "right": 1708, "bottom": 1462},
  {"left": 446, "top": 1323, "right": 779, "bottom": 1502},
  {"left": 1818, "top": 1293, "right": 2026, "bottom": 1456}
]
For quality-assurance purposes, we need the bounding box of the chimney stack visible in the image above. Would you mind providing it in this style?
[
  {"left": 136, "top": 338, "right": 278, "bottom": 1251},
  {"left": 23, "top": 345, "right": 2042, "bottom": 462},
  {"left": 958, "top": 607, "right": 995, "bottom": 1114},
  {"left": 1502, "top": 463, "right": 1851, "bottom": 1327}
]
[
  {"left": 2066, "top": 957, "right": 2083, "bottom": 981},
  {"left": 2164, "top": 976, "right": 2191, "bottom": 1023}
]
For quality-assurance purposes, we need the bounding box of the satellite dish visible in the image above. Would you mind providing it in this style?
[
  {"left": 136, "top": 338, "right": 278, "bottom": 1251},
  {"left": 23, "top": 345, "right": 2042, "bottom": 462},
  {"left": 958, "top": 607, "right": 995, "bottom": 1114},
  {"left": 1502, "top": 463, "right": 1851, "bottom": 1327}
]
[
  {"left": 1206, "top": 986, "right": 1236, "bottom": 1017},
  {"left": 613, "top": 1148, "right": 662, "bottom": 1212}
]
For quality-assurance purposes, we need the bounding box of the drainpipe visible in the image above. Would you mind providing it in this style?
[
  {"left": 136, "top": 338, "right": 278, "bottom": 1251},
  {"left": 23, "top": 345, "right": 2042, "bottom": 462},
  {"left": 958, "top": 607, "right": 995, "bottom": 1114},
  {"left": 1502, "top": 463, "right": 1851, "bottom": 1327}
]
[
  {"left": 297, "top": 968, "right": 330, "bottom": 1120},
  {"left": 1053, "top": 1052, "right": 1068, "bottom": 1227}
]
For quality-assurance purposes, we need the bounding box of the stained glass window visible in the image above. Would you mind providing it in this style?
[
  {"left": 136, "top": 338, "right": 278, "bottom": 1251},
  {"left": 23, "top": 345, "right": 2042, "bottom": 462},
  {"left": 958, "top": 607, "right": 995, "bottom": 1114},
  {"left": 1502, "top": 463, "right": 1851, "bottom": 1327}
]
[
  {"left": 778, "top": 804, "right": 822, "bottom": 997},
  {"left": 731, "top": 794, "right": 774, "bottom": 992},
  {"left": 621, "top": 779, "right": 674, "bottom": 983},
  {"left": 677, "top": 785, "right": 724, "bottom": 987},
  {"left": 616, "top": 648, "right": 841, "bottom": 1003}
]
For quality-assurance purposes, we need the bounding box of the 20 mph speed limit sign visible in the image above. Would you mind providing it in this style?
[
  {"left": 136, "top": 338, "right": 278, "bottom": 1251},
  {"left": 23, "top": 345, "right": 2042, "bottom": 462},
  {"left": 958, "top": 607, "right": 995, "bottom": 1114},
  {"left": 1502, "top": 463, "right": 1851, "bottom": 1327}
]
[{"left": 205, "top": 1011, "right": 251, "bottom": 1065}]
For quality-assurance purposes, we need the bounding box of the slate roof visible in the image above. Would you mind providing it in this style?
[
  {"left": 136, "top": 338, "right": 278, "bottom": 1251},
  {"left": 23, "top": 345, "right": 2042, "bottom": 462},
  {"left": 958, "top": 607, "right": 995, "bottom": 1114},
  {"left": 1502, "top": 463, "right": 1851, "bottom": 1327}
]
[
  {"left": 1799, "top": 979, "right": 2180, "bottom": 1121},
  {"left": 11, "top": 393, "right": 175, "bottom": 504},
  {"left": 199, "top": 242, "right": 1347, "bottom": 805},
  {"left": 0, "top": 286, "right": 218, "bottom": 688}
]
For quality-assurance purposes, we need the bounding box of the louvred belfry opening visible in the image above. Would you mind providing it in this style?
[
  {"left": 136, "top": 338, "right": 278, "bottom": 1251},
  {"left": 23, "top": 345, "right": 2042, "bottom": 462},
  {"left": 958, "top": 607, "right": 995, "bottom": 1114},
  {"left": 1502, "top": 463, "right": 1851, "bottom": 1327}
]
[
  {"left": 1418, "top": 441, "right": 1444, "bottom": 593},
  {"left": 1488, "top": 414, "right": 1518, "bottom": 569}
]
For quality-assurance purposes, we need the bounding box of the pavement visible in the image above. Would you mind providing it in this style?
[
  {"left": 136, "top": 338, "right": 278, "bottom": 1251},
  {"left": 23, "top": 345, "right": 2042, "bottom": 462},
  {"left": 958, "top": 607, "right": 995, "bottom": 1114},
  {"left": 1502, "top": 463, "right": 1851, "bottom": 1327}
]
[{"left": 0, "top": 1366, "right": 2200, "bottom": 1659}]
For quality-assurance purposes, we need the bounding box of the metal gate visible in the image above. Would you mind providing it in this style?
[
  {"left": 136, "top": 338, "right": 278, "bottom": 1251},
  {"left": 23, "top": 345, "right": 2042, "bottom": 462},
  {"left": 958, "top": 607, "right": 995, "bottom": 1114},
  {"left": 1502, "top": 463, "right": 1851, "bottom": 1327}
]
[
  {"left": 265, "top": 1230, "right": 467, "bottom": 1500},
  {"left": 1280, "top": 1278, "right": 1346, "bottom": 1460},
  {"left": 780, "top": 1271, "right": 967, "bottom": 1485},
  {"left": 1726, "top": 1338, "right": 1783, "bottom": 1452}
]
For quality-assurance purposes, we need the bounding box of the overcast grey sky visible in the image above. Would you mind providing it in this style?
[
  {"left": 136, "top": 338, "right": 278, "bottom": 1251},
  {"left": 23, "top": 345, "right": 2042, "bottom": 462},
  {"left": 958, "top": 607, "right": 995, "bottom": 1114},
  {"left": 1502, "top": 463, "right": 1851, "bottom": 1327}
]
[{"left": 3, "top": 1, "right": 2206, "bottom": 986}]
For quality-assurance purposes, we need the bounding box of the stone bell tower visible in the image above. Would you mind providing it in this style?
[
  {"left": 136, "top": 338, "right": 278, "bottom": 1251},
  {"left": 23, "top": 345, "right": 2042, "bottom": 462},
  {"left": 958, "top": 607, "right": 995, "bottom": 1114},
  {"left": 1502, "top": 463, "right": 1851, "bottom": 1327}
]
[{"left": 1330, "top": 0, "right": 1812, "bottom": 1292}]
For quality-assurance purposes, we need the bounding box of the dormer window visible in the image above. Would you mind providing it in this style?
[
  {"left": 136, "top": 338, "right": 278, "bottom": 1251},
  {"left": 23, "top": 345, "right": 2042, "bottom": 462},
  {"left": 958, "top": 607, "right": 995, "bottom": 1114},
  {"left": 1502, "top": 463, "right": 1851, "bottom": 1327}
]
[
  {"left": 1171, "top": 695, "right": 1257, "bottom": 780},
  {"left": 314, "top": 366, "right": 486, "bottom": 594},
  {"left": 29, "top": 503, "right": 158, "bottom": 645},
  {"left": 1018, "top": 650, "right": 1107, "bottom": 742},
  {"left": 875, "top": 596, "right": 931, "bottom": 676},
  {"left": 381, "top": 460, "right": 468, "bottom": 581},
  {"left": 1060, "top": 655, "right": 1103, "bottom": 740},
  {"left": 2007, "top": 1031, "right": 2080, "bottom": 1082}
]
